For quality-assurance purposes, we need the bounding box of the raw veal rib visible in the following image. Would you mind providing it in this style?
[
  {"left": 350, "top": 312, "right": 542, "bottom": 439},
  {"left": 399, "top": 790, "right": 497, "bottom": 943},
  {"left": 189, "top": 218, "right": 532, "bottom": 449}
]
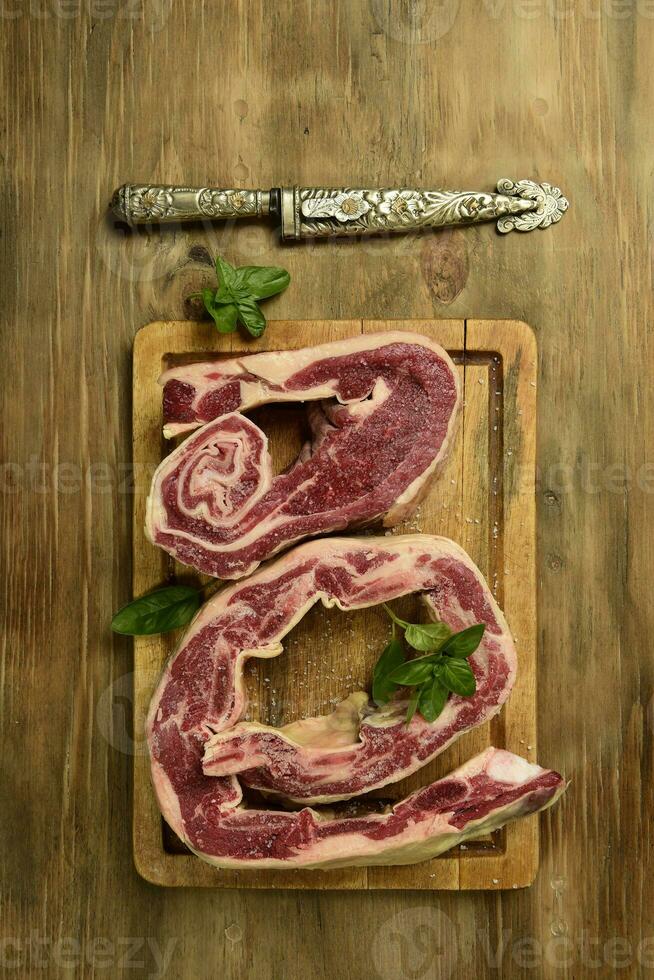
[
  {"left": 201, "top": 541, "right": 516, "bottom": 802},
  {"left": 147, "top": 535, "right": 565, "bottom": 869},
  {"left": 146, "top": 332, "right": 460, "bottom": 579},
  {"left": 185, "top": 747, "right": 564, "bottom": 870}
]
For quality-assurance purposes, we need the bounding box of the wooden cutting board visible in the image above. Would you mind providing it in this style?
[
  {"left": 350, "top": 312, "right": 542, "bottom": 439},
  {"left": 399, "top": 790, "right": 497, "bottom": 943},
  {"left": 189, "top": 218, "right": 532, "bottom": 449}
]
[{"left": 132, "top": 318, "right": 537, "bottom": 890}]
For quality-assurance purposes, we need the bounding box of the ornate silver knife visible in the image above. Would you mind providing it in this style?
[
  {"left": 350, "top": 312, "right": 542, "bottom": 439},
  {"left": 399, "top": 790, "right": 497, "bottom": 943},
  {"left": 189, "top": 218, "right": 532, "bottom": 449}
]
[{"left": 110, "top": 179, "right": 568, "bottom": 237}]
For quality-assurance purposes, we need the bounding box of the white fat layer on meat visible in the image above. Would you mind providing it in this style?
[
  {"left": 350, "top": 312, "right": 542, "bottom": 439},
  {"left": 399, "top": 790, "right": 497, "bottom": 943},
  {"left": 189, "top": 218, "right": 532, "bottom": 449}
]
[
  {"left": 338, "top": 376, "right": 391, "bottom": 419},
  {"left": 486, "top": 750, "right": 542, "bottom": 783},
  {"left": 149, "top": 759, "right": 184, "bottom": 835},
  {"left": 278, "top": 692, "right": 370, "bottom": 747},
  {"left": 163, "top": 421, "right": 202, "bottom": 438},
  {"left": 159, "top": 354, "right": 246, "bottom": 387}
]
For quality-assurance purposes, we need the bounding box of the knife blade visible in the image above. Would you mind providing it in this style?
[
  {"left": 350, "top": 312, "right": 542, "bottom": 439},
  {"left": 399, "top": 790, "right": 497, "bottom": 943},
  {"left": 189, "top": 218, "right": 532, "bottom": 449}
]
[{"left": 110, "top": 179, "right": 568, "bottom": 237}]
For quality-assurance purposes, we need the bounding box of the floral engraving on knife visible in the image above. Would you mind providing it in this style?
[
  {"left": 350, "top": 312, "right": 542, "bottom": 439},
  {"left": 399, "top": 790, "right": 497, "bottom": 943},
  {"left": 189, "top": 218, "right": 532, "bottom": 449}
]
[
  {"left": 297, "top": 181, "right": 568, "bottom": 236},
  {"left": 128, "top": 186, "right": 174, "bottom": 220},
  {"left": 496, "top": 179, "right": 569, "bottom": 232},
  {"left": 198, "top": 188, "right": 260, "bottom": 217},
  {"left": 111, "top": 185, "right": 267, "bottom": 224}
]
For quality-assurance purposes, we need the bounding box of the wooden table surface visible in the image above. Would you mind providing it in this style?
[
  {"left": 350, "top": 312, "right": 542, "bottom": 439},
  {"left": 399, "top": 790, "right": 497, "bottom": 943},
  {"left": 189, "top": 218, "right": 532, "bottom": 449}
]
[{"left": 3, "top": 3, "right": 653, "bottom": 978}]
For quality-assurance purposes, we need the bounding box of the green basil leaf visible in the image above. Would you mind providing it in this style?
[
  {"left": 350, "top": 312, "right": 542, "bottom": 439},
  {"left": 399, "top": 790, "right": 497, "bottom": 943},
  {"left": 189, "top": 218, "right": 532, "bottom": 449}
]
[
  {"left": 215, "top": 256, "right": 237, "bottom": 298},
  {"left": 388, "top": 659, "right": 436, "bottom": 687},
  {"left": 418, "top": 676, "right": 449, "bottom": 723},
  {"left": 442, "top": 623, "right": 486, "bottom": 658},
  {"left": 372, "top": 637, "right": 405, "bottom": 705},
  {"left": 393, "top": 649, "right": 442, "bottom": 671},
  {"left": 111, "top": 586, "right": 201, "bottom": 636},
  {"left": 236, "top": 296, "right": 266, "bottom": 337},
  {"left": 205, "top": 296, "right": 239, "bottom": 334},
  {"left": 195, "top": 257, "right": 291, "bottom": 339},
  {"left": 404, "top": 620, "right": 452, "bottom": 652},
  {"left": 441, "top": 658, "right": 477, "bottom": 697},
  {"left": 405, "top": 687, "right": 420, "bottom": 724},
  {"left": 233, "top": 265, "right": 290, "bottom": 300}
]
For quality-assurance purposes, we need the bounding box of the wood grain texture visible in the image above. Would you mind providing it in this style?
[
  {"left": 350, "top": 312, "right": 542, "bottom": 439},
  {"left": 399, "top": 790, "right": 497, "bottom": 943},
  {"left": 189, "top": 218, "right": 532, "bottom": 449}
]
[
  {"left": 2, "top": 3, "right": 653, "bottom": 977},
  {"left": 131, "top": 317, "right": 537, "bottom": 891}
]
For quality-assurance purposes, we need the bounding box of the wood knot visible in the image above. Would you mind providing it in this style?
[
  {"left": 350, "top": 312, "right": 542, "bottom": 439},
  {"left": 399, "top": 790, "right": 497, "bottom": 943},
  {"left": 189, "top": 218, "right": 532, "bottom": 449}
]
[
  {"left": 546, "top": 553, "right": 563, "bottom": 572},
  {"left": 421, "top": 229, "right": 469, "bottom": 305}
]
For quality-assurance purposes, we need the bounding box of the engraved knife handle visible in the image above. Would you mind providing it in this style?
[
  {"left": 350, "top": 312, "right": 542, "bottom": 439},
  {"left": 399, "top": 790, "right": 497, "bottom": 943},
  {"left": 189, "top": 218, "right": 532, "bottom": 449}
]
[
  {"left": 280, "top": 180, "right": 569, "bottom": 238},
  {"left": 110, "top": 184, "right": 272, "bottom": 225}
]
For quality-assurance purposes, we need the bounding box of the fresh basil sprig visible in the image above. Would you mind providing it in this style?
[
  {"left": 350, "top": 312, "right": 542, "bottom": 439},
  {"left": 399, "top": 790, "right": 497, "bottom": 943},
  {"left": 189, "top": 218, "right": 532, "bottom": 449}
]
[
  {"left": 191, "top": 256, "right": 290, "bottom": 338},
  {"left": 372, "top": 605, "right": 485, "bottom": 724},
  {"left": 111, "top": 585, "right": 206, "bottom": 636}
]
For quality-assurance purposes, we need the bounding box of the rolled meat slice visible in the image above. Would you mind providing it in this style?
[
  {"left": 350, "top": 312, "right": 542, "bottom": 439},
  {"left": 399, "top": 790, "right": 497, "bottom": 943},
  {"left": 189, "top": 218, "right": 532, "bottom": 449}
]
[
  {"left": 147, "top": 535, "right": 565, "bottom": 869},
  {"left": 146, "top": 332, "right": 461, "bottom": 579}
]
